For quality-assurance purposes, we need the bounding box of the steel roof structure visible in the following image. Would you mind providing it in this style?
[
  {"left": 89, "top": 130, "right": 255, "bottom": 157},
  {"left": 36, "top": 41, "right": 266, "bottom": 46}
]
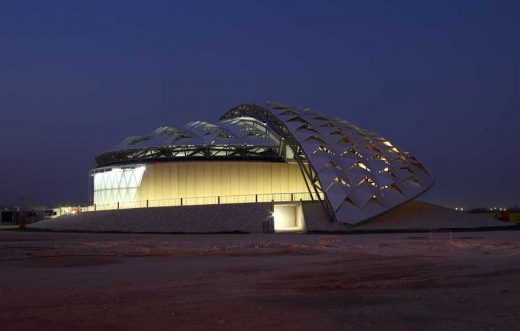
[
  {"left": 96, "top": 102, "right": 434, "bottom": 225},
  {"left": 95, "top": 116, "right": 285, "bottom": 166}
]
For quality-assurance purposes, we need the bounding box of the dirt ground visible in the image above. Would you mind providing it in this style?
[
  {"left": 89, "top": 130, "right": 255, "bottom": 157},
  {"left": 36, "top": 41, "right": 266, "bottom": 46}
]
[{"left": 1, "top": 230, "right": 519, "bottom": 330}]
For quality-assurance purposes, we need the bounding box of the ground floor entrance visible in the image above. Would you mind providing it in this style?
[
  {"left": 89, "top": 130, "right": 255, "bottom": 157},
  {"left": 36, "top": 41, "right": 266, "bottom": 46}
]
[{"left": 273, "top": 203, "right": 306, "bottom": 233}]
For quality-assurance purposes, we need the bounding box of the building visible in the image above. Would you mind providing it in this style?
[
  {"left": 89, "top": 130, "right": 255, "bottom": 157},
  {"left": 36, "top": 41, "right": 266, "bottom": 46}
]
[{"left": 88, "top": 103, "right": 434, "bottom": 232}]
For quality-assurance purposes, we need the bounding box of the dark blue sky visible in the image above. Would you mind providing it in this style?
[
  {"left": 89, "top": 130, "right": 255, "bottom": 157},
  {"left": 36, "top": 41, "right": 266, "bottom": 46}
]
[{"left": 1, "top": 0, "right": 519, "bottom": 208}]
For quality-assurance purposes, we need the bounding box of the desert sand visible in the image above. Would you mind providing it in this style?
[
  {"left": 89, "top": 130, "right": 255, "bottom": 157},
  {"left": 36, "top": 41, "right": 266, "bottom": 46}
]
[{"left": 1, "top": 230, "right": 519, "bottom": 330}]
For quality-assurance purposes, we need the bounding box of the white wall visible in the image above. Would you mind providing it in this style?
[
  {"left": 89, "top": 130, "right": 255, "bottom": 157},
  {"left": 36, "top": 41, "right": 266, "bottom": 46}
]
[{"left": 137, "top": 161, "right": 308, "bottom": 202}]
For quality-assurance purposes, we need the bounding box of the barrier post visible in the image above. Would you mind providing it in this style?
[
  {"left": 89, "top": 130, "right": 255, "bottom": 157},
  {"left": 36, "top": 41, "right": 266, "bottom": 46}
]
[
  {"left": 146, "top": 199, "right": 149, "bottom": 208},
  {"left": 180, "top": 197, "right": 183, "bottom": 206},
  {"left": 117, "top": 202, "right": 119, "bottom": 210},
  {"left": 217, "top": 196, "right": 220, "bottom": 204}
]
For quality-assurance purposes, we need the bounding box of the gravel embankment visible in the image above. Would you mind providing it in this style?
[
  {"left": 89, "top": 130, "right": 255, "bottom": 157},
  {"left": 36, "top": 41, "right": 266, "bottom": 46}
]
[{"left": 28, "top": 201, "right": 513, "bottom": 233}]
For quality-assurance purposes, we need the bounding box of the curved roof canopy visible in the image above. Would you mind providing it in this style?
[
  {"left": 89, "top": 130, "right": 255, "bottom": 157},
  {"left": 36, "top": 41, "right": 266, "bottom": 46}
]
[
  {"left": 221, "top": 103, "right": 434, "bottom": 225},
  {"left": 97, "top": 102, "right": 434, "bottom": 225},
  {"left": 95, "top": 116, "right": 284, "bottom": 166}
]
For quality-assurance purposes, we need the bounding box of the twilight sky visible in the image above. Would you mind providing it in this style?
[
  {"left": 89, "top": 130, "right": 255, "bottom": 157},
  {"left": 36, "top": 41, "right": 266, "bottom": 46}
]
[{"left": 1, "top": 0, "right": 519, "bottom": 209}]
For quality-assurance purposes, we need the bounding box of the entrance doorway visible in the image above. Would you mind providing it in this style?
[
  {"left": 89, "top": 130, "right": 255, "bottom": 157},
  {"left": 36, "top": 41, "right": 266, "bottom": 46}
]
[{"left": 273, "top": 203, "right": 306, "bottom": 233}]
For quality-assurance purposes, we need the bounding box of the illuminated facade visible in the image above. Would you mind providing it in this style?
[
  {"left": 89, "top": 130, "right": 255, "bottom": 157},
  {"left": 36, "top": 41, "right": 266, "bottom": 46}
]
[{"left": 91, "top": 102, "right": 434, "bottom": 226}]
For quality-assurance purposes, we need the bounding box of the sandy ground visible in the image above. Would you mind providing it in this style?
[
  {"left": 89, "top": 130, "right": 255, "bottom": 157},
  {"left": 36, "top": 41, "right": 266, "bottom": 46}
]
[{"left": 1, "top": 230, "right": 519, "bottom": 330}]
